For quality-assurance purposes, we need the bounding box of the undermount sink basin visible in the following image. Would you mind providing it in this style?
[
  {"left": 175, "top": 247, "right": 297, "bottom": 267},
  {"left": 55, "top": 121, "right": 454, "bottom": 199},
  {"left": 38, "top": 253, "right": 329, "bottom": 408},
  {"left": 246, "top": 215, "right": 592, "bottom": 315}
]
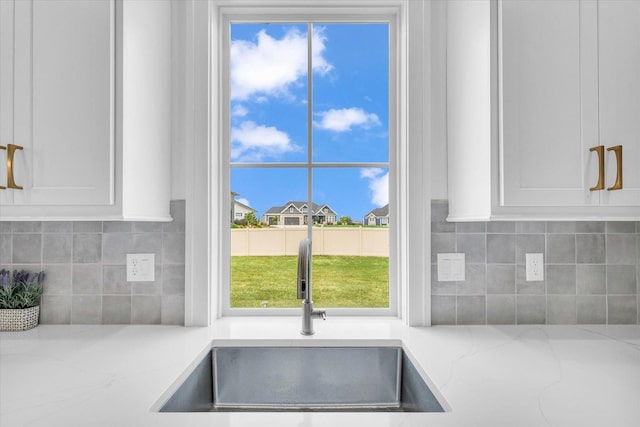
[{"left": 158, "top": 342, "right": 446, "bottom": 413}]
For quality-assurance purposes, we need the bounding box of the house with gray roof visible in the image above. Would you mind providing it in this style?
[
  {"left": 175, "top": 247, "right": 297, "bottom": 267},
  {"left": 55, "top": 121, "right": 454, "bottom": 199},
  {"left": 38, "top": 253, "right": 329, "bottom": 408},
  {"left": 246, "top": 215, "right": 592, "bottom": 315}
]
[
  {"left": 364, "top": 204, "right": 389, "bottom": 226},
  {"left": 263, "top": 201, "right": 337, "bottom": 226}
]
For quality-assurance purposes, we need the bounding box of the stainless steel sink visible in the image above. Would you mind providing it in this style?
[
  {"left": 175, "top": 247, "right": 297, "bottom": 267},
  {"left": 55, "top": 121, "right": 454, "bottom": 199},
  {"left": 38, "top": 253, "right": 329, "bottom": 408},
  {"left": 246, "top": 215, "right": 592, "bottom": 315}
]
[{"left": 159, "top": 343, "right": 446, "bottom": 413}]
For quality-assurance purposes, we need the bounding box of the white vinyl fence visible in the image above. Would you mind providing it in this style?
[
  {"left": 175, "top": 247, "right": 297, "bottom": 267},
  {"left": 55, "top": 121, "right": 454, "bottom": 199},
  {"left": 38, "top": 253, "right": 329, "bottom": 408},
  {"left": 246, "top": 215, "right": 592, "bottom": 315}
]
[{"left": 231, "top": 227, "right": 389, "bottom": 257}]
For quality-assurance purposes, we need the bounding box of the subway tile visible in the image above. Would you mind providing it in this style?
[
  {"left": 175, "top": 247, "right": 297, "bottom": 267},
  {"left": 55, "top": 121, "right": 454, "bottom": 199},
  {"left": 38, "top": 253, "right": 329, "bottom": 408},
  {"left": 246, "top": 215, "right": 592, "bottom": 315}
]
[
  {"left": 0, "top": 234, "right": 11, "bottom": 265},
  {"left": 607, "top": 234, "right": 637, "bottom": 265},
  {"left": 431, "top": 265, "right": 456, "bottom": 296},
  {"left": 576, "top": 221, "right": 605, "bottom": 233},
  {"left": 162, "top": 264, "right": 185, "bottom": 296},
  {"left": 42, "top": 234, "right": 72, "bottom": 264},
  {"left": 577, "top": 296, "right": 606, "bottom": 324},
  {"left": 102, "top": 233, "right": 129, "bottom": 265},
  {"left": 486, "top": 295, "right": 515, "bottom": 324},
  {"left": 0, "top": 222, "right": 12, "bottom": 233},
  {"left": 41, "top": 264, "right": 72, "bottom": 295},
  {"left": 486, "top": 264, "right": 515, "bottom": 294},
  {"left": 73, "top": 234, "right": 102, "bottom": 263},
  {"left": 547, "top": 221, "right": 576, "bottom": 233},
  {"left": 547, "top": 295, "right": 576, "bottom": 324},
  {"left": 575, "top": 234, "right": 605, "bottom": 264},
  {"left": 102, "top": 296, "right": 131, "bottom": 324},
  {"left": 163, "top": 200, "right": 186, "bottom": 232},
  {"left": 607, "top": 296, "right": 637, "bottom": 324},
  {"left": 72, "top": 264, "right": 103, "bottom": 294},
  {"left": 131, "top": 296, "right": 161, "bottom": 324},
  {"left": 515, "top": 234, "right": 545, "bottom": 265},
  {"left": 546, "top": 234, "right": 575, "bottom": 264},
  {"left": 73, "top": 221, "right": 102, "bottom": 233},
  {"left": 487, "top": 234, "right": 515, "bottom": 264},
  {"left": 457, "top": 264, "right": 486, "bottom": 296},
  {"left": 607, "top": 221, "right": 636, "bottom": 233},
  {"left": 71, "top": 295, "right": 102, "bottom": 324},
  {"left": 132, "top": 222, "right": 163, "bottom": 233},
  {"left": 131, "top": 265, "right": 162, "bottom": 295},
  {"left": 103, "top": 265, "right": 130, "bottom": 295},
  {"left": 161, "top": 295, "right": 185, "bottom": 325},
  {"left": 516, "top": 221, "right": 545, "bottom": 233},
  {"left": 42, "top": 222, "right": 73, "bottom": 233},
  {"left": 576, "top": 265, "right": 606, "bottom": 295},
  {"left": 547, "top": 265, "right": 576, "bottom": 295},
  {"left": 456, "top": 222, "right": 486, "bottom": 233},
  {"left": 13, "top": 222, "right": 41, "bottom": 233},
  {"left": 487, "top": 222, "right": 515, "bottom": 233},
  {"left": 456, "top": 234, "right": 485, "bottom": 263},
  {"left": 162, "top": 233, "right": 186, "bottom": 264},
  {"left": 607, "top": 265, "right": 637, "bottom": 295},
  {"left": 456, "top": 296, "right": 485, "bottom": 325},
  {"left": 12, "top": 234, "right": 41, "bottom": 264},
  {"left": 431, "top": 233, "right": 456, "bottom": 263},
  {"left": 516, "top": 265, "right": 545, "bottom": 295},
  {"left": 431, "top": 296, "right": 456, "bottom": 325},
  {"left": 103, "top": 221, "right": 132, "bottom": 233},
  {"left": 40, "top": 295, "right": 72, "bottom": 324},
  {"left": 517, "top": 295, "right": 546, "bottom": 324}
]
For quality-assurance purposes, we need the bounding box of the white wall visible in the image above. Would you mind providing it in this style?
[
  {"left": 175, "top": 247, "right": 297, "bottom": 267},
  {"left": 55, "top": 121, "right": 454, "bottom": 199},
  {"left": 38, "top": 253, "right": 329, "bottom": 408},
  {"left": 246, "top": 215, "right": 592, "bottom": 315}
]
[
  {"left": 430, "top": 0, "right": 448, "bottom": 200},
  {"left": 170, "top": 0, "right": 187, "bottom": 200}
]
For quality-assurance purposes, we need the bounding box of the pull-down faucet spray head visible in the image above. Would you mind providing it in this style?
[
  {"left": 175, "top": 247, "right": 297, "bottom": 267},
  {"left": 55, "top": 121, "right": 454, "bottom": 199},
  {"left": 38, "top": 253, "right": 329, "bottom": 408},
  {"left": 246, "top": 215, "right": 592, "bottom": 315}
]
[{"left": 297, "top": 238, "right": 326, "bottom": 335}]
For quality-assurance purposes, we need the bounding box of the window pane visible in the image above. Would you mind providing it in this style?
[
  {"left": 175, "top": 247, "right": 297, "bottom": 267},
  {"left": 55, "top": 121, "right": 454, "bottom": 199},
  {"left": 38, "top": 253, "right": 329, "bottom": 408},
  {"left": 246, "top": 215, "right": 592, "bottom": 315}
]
[
  {"left": 311, "top": 168, "right": 389, "bottom": 308},
  {"left": 313, "top": 23, "right": 389, "bottom": 163},
  {"left": 230, "top": 23, "right": 309, "bottom": 163},
  {"left": 230, "top": 168, "right": 307, "bottom": 308}
]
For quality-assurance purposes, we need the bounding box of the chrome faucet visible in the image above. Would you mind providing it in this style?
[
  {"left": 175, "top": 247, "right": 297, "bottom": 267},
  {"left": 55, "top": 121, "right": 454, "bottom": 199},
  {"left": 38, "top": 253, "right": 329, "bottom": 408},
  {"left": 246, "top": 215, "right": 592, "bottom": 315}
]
[{"left": 297, "top": 238, "right": 326, "bottom": 335}]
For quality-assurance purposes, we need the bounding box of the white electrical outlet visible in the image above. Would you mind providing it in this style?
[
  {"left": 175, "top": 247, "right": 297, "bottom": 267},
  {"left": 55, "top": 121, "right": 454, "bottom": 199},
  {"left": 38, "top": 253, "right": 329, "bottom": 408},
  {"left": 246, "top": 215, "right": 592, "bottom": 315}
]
[
  {"left": 127, "top": 253, "right": 155, "bottom": 282},
  {"left": 526, "top": 253, "right": 544, "bottom": 281},
  {"left": 437, "top": 253, "right": 466, "bottom": 282}
]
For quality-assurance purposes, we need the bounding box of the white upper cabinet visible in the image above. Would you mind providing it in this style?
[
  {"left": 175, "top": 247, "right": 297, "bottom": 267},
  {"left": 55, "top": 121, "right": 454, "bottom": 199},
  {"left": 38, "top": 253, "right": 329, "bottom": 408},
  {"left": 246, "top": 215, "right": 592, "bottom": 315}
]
[
  {"left": 0, "top": 0, "right": 171, "bottom": 221},
  {"left": 448, "top": 0, "right": 640, "bottom": 220}
]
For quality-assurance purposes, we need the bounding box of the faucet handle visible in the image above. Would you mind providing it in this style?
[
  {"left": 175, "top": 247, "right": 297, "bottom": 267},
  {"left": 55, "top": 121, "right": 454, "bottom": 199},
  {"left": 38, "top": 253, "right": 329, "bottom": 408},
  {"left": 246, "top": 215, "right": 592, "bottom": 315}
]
[{"left": 313, "top": 309, "right": 326, "bottom": 321}]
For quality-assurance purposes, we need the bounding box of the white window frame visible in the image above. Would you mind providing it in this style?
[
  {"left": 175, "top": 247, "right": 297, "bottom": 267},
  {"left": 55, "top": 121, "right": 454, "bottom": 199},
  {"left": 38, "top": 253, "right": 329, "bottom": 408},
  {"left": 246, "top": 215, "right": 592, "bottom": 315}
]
[{"left": 183, "top": 0, "right": 431, "bottom": 326}]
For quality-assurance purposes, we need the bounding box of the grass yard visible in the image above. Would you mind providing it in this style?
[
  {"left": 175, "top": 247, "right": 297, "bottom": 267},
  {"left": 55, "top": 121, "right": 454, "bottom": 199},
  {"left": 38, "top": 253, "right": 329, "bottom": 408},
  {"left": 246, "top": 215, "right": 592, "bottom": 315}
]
[{"left": 231, "top": 255, "right": 389, "bottom": 308}]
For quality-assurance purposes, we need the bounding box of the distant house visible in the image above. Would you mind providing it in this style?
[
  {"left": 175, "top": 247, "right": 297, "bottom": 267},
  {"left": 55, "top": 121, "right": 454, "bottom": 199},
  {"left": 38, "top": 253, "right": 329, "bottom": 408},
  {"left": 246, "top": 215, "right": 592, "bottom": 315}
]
[
  {"left": 364, "top": 204, "right": 389, "bottom": 226},
  {"left": 231, "top": 192, "right": 256, "bottom": 222},
  {"left": 263, "top": 201, "right": 337, "bottom": 226}
]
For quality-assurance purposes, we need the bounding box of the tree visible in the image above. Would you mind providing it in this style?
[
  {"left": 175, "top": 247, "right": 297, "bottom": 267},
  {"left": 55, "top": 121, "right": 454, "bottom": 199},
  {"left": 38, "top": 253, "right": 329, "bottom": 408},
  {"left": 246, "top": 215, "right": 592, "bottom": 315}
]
[
  {"left": 339, "top": 216, "right": 353, "bottom": 225},
  {"left": 245, "top": 212, "right": 259, "bottom": 227}
]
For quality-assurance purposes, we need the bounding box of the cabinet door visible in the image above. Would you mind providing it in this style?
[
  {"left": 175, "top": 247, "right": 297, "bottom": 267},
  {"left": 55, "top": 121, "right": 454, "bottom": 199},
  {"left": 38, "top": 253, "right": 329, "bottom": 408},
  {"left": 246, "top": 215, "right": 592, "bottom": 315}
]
[
  {"left": 12, "top": 0, "right": 114, "bottom": 206},
  {"left": 598, "top": 0, "right": 640, "bottom": 207},
  {"left": 500, "top": 0, "right": 599, "bottom": 207},
  {"left": 0, "top": 0, "right": 14, "bottom": 205}
]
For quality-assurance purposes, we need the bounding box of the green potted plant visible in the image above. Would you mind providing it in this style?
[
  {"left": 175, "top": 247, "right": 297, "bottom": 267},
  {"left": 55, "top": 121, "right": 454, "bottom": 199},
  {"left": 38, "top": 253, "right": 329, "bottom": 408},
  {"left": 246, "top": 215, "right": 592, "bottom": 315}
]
[{"left": 0, "top": 269, "right": 45, "bottom": 331}]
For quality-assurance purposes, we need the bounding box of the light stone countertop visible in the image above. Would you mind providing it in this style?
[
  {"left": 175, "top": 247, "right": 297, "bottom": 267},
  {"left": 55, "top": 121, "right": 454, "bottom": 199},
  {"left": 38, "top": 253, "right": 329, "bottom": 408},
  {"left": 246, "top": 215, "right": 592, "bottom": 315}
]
[{"left": 1, "top": 318, "right": 639, "bottom": 427}]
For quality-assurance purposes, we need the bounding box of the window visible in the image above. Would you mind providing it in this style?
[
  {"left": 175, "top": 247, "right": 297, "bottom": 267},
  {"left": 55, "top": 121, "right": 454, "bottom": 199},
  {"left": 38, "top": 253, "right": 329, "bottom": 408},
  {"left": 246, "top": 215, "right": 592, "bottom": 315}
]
[{"left": 224, "top": 17, "right": 396, "bottom": 314}]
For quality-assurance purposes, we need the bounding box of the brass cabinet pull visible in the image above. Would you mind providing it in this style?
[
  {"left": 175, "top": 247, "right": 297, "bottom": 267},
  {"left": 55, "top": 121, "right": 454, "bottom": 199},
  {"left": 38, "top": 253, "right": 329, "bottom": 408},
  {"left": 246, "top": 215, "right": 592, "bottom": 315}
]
[
  {"left": 607, "top": 145, "right": 623, "bottom": 191},
  {"left": 589, "top": 145, "right": 605, "bottom": 191},
  {"left": 6, "top": 144, "right": 23, "bottom": 190}
]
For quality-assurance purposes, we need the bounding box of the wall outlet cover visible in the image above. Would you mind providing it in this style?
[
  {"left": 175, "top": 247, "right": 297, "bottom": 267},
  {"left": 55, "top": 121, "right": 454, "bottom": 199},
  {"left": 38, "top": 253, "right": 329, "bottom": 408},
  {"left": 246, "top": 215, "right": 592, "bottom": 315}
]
[
  {"left": 437, "top": 253, "right": 466, "bottom": 282},
  {"left": 127, "top": 253, "right": 155, "bottom": 282},
  {"left": 525, "top": 253, "right": 544, "bottom": 281}
]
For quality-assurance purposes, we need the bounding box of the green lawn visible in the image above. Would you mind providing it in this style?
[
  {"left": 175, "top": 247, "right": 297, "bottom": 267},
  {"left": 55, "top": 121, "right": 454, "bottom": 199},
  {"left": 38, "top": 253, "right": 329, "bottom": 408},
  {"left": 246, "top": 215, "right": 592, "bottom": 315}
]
[{"left": 231, "top": 255, "right": 389, "bottom": 308}]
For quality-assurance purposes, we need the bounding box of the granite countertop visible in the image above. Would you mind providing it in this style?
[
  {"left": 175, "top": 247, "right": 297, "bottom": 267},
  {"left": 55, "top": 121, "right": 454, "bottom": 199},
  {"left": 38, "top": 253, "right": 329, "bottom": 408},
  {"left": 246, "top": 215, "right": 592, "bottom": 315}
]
[{"left": 1, "top": 318, "right": 639, "bottom": 427}]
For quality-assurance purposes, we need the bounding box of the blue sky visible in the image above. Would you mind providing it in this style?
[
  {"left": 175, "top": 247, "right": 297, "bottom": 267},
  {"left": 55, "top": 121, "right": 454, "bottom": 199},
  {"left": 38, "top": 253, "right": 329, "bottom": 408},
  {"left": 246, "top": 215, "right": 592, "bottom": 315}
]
[{"left": 230, "top": 23, "right": 389, "bottom": 220}]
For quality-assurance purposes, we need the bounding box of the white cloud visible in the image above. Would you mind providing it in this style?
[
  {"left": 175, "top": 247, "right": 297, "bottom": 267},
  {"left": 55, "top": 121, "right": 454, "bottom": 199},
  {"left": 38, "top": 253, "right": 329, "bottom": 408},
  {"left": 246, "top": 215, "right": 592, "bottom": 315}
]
[
  {"left": 232, "top": 104, "right": 248, "bottom": 117},
  {"left": 315, "top": 107, "right": 381, "bottom": 132},
  {"left": 231, "top": 27, "right": 332, "bottom": 101},
  {"left": 236, "top": 197, "right": 251, "bottom": 207},
  {"left": 231, "top": 121, "right": 300, "bottom": 161},
  {"left": 360, "top": 168, "right": 388, "bottom": 207}
]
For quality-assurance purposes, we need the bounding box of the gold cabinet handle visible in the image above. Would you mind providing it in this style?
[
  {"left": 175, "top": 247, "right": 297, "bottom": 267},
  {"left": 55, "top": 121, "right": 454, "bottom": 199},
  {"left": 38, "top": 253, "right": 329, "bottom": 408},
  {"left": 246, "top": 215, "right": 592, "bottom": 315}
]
[
  {"left": 607, "top": 145, "right": 623, "bottom": 191},
  {"left": 7, "top": 144, "right": 23, "bottom": 190},
  {"left": 589, "top": 145, "right": 605, "bottom": 191}
]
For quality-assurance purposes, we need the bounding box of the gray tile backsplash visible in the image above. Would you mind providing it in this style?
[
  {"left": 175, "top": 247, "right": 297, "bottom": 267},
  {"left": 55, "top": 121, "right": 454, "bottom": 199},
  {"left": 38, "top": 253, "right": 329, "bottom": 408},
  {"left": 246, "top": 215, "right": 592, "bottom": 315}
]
[
  {"left": 431, "top": 200, "right": 639, "bottom": 325},
  {"left": 0, "top": 200, "right": 185, "bottom": 325}
]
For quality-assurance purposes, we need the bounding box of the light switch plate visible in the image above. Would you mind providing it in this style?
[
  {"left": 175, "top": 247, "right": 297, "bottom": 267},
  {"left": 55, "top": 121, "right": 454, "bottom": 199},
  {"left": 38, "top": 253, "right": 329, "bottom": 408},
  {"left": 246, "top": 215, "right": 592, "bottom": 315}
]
[
  {"left": 127, "top": 253, "right": 155, "bottom": 282},
  {"left": 525, "top": 253, "right": 544, "bottom": 281},
  {"left": 437, "top": 253, "right": 466, "bottom": 282}
]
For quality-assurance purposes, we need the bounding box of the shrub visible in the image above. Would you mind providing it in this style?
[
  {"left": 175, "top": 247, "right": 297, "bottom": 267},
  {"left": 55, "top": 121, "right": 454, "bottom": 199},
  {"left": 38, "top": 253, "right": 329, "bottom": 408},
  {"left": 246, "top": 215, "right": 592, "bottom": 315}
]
[{"left": 0, "top": 269, "right": 45, "bottom": 309}]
